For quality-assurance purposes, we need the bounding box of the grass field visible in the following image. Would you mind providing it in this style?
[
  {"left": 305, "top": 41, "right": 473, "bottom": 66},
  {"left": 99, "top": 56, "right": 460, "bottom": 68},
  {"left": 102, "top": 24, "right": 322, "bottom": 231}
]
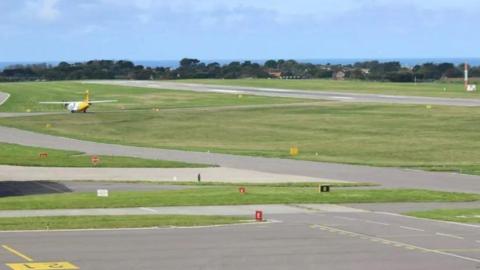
[
  {"left": 0, "top": 215, "right": 247, "bottom": 231},
  {"left": 0, "top": 81, "right": 306, "bottom": 112},
  {"left": 182, "top": 79, "right": 480, "bottom": 98},
  {"left": 3, "top": 81, "right": 480, "bottom": 175},
  {"left": 0, "top": 142, "right": 208, "bottom": 168},
  {"left": 406, "top": 208, "right": 480, "bottom": 224},
  {"left": 2, "top": 96, "right": 480, "bottom": 174},
  {"left": 0, "top": 187, "right": 477, "bottom": 210}
]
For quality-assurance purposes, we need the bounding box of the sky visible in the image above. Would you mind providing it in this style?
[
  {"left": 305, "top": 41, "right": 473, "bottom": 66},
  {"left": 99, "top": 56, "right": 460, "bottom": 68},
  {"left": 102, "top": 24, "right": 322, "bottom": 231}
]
[{"left": 0, "top": 0, "right": 478, "bottom": 62}]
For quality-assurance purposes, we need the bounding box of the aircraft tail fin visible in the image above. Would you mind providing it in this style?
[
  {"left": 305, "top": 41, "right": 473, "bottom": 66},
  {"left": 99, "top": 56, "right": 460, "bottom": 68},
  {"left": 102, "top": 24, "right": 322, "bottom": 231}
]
[{"left": 84, "top": 90, "right": 89, "bottom": 103}]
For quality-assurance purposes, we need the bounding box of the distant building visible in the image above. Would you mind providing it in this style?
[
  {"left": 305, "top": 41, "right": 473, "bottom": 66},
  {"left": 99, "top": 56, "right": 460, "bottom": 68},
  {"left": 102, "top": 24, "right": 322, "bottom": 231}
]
[
  {"left": 332, "top": 70, "right": 346, "bottom": 80},
  {"left": 267, "top": 69, "right": 282, "bottom": 78}
]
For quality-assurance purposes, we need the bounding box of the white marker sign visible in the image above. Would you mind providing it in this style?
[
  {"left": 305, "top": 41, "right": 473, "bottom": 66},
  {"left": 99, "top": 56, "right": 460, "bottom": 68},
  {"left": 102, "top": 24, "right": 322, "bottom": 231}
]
[{"left": 97, "top": 189, "right": 109, "bottom": 197}]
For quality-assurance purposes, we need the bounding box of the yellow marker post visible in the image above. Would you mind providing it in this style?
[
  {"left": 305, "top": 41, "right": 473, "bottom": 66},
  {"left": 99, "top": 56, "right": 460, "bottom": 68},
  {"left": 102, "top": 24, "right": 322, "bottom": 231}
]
[
  {"left": 7, "top": 262, "right": 79, "bottom": 270},
  {"left": 289, "top": 146, "right": 299, "bottom": 156}
]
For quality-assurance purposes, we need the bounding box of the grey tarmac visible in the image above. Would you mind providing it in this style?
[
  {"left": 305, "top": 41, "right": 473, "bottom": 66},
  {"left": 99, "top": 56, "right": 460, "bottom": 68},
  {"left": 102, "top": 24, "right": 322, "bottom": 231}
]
[
  {"left": 0, "top": 125, "right": 479, "bottom": 193},
  {"left": 0, "top": 211, "right": 479, "bottom": 270},
  {"left": 86, "top": 80, "right": 480, "bottom": 107}
]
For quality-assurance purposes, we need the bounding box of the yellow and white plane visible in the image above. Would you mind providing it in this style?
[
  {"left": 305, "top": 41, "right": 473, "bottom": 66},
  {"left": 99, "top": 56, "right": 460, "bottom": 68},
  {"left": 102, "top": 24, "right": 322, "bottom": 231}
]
[{"left": 40, "top": 90, "right": 117, "bottom": 113}]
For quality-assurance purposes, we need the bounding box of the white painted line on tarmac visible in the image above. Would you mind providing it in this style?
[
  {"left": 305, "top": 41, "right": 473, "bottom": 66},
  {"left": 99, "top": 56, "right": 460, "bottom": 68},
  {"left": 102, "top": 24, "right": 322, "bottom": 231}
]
[
  {"left": 375, "top": 211, "right": 480, "bottom": 229},
  {"left": 333, "top": 216, "right": 357, "bottom": 221},
  {"left": 399, "top": 226, "right": 425, "bottom": 232},
  {"left": 365, "top": 220, "right": 390, "bottom": 226},
  {"left": 435, "top": 232, "right": 464, "bottom": 240},
  {"left": 311, "top": 224, "right": 480, "bottom": 264},
  {"left": 140, "top": 207, "right": 158, "bottom": 213}
]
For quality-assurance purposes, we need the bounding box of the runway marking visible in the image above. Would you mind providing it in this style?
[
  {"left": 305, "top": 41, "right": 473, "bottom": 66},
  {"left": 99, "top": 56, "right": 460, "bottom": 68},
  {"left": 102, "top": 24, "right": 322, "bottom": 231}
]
[
  {"left": 399, "top": 226, "right": 425, "bottom": 232},
  {"left": 436, "top": 248, "right": 480, "bottom": 252},
  {"left": 6, "top": 262, "right": 78, "bottom": 270},
  {"left": 333, "top": 216, "right": 357, "bottom": 221},
  {"left": 376, "top": 212, "right": 480, "bottom": 229},
  {"left": 2, "top": 245, "right": 33, "bottom": 262},
  {"left": 435, "top": 232, "right": 464, "bottom": 240},
  {"left": 311, "top": 224, "right": 480, "bottom": 263},
  {"left": 364, "top": 220, "right": 390, "bottom": 226},
  {"left": 2, "top": 245, "right": 79, "bottom": 269},
  {"left": 139, "top": 207, "right": 158, "bottom": 213}
]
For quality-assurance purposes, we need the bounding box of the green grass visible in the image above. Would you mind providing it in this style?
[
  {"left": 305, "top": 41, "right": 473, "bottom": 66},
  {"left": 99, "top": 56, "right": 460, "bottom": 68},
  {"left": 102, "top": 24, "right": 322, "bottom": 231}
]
[
  {"left": 406, "top": 208, "right": 480, "bottom": 224},
  {"left": 4, "top": 99, "right": 480, "bottom": 175},
  {"left": 4, "top": 81, "right": 480, "bottom": 175},
  {"left": 181, "top": 79, "right": 480, "bottom": 98},
  {"left": 0, "top": 188, "right": 478, "bottom": 210},
  {"left": 0, "top": 81, "right": 306, "bottom": 112},
  {"left": 0, "top": 142, "right": 209, "bottom": 168},
  {"left": 0, "top": 215, "right": 247, "bottom": 231}
]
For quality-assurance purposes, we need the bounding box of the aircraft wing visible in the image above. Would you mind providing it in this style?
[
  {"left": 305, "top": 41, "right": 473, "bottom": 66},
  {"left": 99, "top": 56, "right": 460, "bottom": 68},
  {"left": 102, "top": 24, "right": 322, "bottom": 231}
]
[
  {"left": 39, "top": 101, "right": 74, "bottom": 104},
  {"left": 88, "top": 100, "right": 118, "bottom": 104}
]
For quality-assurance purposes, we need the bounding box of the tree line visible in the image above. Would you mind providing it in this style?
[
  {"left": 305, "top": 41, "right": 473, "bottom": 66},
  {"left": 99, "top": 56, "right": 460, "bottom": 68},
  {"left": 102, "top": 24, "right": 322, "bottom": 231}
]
[{"left": 1, "top": 58, "right": 479, "bottom": 82}]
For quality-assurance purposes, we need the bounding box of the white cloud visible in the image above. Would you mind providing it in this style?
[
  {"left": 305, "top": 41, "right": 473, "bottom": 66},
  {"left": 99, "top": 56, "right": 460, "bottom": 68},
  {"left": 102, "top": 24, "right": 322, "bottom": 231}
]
[{"left": 26, "top": 0, "right": 61, "bottom": 22}]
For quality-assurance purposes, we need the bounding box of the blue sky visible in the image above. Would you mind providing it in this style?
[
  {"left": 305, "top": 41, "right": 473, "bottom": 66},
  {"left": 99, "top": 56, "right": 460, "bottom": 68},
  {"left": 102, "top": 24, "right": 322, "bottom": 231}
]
[{"left": 0, "top": 0, "right": 478, "bottom": 61}]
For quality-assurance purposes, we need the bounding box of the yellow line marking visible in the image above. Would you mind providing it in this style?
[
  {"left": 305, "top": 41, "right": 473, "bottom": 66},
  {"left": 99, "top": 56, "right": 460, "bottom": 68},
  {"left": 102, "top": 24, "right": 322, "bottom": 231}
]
[
  {"left": 2, "top": 245, "right": 33, "bottom": 262},
  {"left": 6, "top": 262, "right": 78, "bottom": 270},
  {"left": 311, "top": 224, "right": 480, "bottom": 263}
]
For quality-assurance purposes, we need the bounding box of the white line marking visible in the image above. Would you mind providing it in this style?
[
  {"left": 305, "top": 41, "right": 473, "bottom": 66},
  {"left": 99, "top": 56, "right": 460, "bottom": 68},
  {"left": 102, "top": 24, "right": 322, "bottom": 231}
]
[
  {"left": 312, "top": 224, "right": 480, "bottom": 264},
  {"left": 399, "top": 226, "right": 425, "bottom": 232},
  {"left": 334, "top": 216, "right": 357, "bottom": 221},
  {"left": 140, "top": 207, "right": 158, "bottom": 213},
  {"left": 331, "top": 96, "right": 354, "bottom": 100},
  {"left": 365, "top": 220, "right": 390, "bottom": 226},
  {"left": 0, "top": 93, "right": 10, "bottom": 106},
  {"left": 435, "top": 232, "right": 464, "bottom": 240},
  {"left": 375, "top": 211, "right": 480, "bottom": 229}
]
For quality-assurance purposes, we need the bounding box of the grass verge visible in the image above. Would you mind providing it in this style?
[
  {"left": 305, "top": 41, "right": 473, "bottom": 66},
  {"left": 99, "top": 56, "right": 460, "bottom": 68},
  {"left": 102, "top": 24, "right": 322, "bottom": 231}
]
[
  {"left": 406, "top": 208, "right": 480, "bottom": 224},
  {"left": 0, "top": 215, "right": 247, "bottom": 231},
  {"left": 0, "top": 142, "right": 209, "bottom": 168},
  {"left": 5, "top": 101, "right": 480, "bottom": 175},
  {"left": 0, "top": 188, "right": 478, "bottom": 210}
]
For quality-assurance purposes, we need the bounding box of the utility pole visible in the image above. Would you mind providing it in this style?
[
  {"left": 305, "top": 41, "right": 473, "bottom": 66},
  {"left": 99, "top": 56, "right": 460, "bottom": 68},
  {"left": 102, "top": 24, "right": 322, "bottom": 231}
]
[{"left": 464, "top": 62, "right": 469, "bottom": 91}]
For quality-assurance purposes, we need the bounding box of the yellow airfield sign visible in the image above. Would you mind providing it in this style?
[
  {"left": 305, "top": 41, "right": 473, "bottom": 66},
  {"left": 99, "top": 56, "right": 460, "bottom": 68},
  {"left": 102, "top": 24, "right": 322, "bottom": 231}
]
[{"left": 7, "top": 262, "right": 79, "bottom": 270}]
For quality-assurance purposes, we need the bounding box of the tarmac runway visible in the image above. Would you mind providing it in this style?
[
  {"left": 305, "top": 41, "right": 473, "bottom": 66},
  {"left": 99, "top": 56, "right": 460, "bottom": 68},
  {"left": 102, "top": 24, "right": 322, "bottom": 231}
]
[
  {"left": 0, "top": 210, "right": 478, "bottom": 270},
  {"left": 86, "top": 80, "right": 480, "bottom": 107},
  {"left": 0, "top": 125, "right": 479, "bottom": 193}
]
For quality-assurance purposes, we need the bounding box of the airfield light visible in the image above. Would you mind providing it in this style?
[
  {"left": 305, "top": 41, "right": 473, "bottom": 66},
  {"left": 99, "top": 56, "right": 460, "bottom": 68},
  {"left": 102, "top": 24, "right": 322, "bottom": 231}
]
[
  {"left": 91, "top": 155, "right": 100, "bottom": 166},
  {"left": 255, "top": 210, "right": 263, "bottom": 221}
]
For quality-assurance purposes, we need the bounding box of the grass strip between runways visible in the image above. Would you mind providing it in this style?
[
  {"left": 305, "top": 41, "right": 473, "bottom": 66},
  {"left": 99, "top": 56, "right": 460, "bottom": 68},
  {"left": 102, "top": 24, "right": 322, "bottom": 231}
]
[
  {"left": 0, "top": 187, "right": 478, "bottom": 210},
  {"left": 406, "top": 208, "right": 480, "bottom": 224},
  {"left": 0, "top": 215, "right": 248, "bottom": 231}
]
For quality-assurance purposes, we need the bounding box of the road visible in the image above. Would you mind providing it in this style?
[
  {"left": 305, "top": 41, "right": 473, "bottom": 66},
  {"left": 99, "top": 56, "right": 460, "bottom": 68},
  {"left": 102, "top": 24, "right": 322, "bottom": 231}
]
[
  {"left": 0, "top": 125, "right": 479, "bottom": 193},
  {"left": 0, "top": 210, "right": 478, "bottom": 270},
  {"left": 86, "top": 80, "right": 480, "bottom": 107}
]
